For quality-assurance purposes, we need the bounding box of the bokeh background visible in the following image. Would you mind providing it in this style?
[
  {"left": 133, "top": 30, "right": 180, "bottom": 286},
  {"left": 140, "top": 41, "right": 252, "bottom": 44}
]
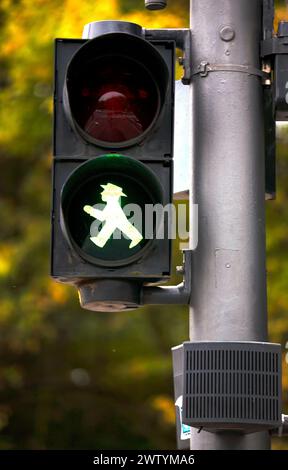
[{"left": 0, "top": 0, "right": 287, "bottom": 450}]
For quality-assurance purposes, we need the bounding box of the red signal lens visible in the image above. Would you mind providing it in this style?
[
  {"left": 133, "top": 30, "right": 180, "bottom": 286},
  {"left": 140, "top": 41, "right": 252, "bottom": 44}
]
[{"left": 69, "top": 56, "right": 160, "bottom": 145}]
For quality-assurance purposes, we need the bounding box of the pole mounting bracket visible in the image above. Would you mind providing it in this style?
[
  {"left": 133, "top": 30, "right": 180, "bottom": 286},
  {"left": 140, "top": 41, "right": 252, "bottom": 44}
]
[
  {"left": 145, "top": 28, "right": 192, "bottom": 84},
  {"left": 141, "top": 249, "right": 192, "bottom": 305}
]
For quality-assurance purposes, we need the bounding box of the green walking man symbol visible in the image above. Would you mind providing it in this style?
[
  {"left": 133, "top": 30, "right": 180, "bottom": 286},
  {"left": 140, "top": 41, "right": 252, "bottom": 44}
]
[{"left": 83, "top": 183, "right": 143, "bottom": 249}]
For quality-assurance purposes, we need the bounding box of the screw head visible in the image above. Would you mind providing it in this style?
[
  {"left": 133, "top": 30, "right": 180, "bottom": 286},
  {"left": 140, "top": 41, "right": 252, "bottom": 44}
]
[
  {"left": 176, "top": 265, "right": 184, "bottom": 275},
  {"left": 219, "top": 26, "right": 235, "bottom": 42}
]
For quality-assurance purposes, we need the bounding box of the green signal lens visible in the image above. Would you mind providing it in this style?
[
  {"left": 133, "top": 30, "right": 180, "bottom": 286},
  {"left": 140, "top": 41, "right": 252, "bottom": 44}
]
[{"left": 61, "top": 155, "right": 163, "bottom": 267}]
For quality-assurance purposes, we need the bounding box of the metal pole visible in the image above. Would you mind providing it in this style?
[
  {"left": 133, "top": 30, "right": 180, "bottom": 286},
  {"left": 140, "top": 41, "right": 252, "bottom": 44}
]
[{"left": 189, "top": 0, "right": 270, "bottom": 449}]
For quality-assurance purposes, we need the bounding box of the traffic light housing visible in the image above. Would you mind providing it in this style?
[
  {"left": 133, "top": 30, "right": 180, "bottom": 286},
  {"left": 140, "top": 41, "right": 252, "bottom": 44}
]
[{"left": 51, "top": 21, "right": 175, "bottom": 311}]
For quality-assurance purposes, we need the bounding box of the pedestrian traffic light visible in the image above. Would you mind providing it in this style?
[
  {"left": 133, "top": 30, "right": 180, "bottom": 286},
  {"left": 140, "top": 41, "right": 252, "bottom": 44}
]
[
  {"left": 60, "top": 154, "right": 164, "bottom": 267},
  {"left": 51, "top": 21, "right": 175, "bottom": 311}
]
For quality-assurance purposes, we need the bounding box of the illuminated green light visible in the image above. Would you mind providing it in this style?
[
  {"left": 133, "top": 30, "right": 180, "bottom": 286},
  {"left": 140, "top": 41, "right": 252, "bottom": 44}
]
[
  {"left": 106, "top": 153, "right": 122, "bottom": 157},
  {"left": 61, "top": 154, "right": 164, "bottom": 266},
  {"left": 83, "top": 182, "right": 143, "bottom": 249}
]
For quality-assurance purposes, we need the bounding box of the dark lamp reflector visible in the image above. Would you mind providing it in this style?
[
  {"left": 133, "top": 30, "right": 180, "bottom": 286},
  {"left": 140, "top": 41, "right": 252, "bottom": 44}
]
[{"left": 69, "top": 56, "right": 159, "bottom": 145}]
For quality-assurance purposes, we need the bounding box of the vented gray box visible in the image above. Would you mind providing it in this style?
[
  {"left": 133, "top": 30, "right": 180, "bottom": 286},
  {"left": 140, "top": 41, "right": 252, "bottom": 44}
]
[{"left": 172, "top": 341, "right": 282, "bottom": 434}]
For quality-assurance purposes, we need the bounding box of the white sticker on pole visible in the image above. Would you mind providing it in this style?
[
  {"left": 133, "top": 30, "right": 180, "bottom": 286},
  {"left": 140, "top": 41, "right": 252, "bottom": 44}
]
[
  {"left": 173, "top": 80, "right": 190, "bottom": 200},
  {"left": 175, "top": 395, "right": 191, "bottom": 440}
]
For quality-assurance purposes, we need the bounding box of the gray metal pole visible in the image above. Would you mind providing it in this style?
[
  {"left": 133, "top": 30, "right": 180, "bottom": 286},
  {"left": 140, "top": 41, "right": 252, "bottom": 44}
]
[{"left": 189, "top": 0, "right": 270, "bottom": 449}]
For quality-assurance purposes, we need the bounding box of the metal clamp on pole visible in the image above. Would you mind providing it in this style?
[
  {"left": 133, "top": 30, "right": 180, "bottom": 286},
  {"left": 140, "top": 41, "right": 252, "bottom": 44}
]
[
  {"left": 192, "top": 61, "right": 270, "bottom": 81},
  {"left": 141, "top": 250, "right": 192, "bottom": 305}
]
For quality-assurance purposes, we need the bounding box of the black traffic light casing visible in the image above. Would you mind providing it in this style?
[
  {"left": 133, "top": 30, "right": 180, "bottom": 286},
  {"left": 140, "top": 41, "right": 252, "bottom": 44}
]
[{"left": 51, "top": 23, "right": 175, "bottom": 304}]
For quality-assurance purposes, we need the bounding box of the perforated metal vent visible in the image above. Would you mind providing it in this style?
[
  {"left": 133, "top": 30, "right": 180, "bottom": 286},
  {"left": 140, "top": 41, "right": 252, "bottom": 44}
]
[{"left": 173, "top": 342, "right": 282, "bottom": 433}]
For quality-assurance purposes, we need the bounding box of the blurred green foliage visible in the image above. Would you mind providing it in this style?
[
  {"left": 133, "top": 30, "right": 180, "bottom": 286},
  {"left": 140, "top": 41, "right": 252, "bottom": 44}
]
[{"left": 0, "top": 0, "right": 287, "bottom": 450}]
